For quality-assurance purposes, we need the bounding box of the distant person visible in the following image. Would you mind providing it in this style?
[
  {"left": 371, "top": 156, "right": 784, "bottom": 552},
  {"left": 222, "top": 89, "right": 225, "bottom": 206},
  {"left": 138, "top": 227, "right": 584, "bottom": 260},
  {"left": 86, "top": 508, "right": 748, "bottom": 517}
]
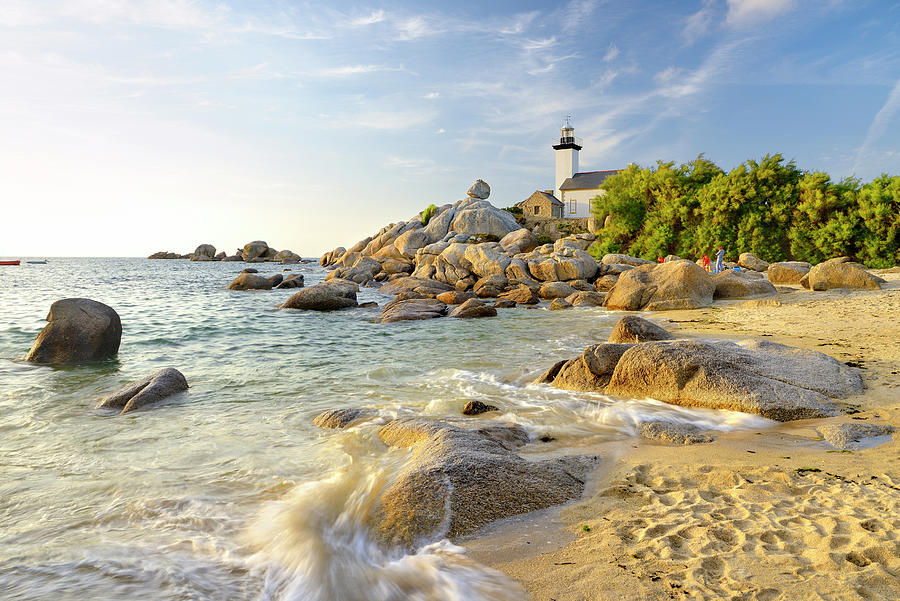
[
  {"left": 658, "top": 257, "right": 664, "bottom": 263},
  {"left": 715, "top": 246, "right": 725, "bottom": 273},
  {"left": 702, "top": 255, "right": 711, "bottom": 272}
]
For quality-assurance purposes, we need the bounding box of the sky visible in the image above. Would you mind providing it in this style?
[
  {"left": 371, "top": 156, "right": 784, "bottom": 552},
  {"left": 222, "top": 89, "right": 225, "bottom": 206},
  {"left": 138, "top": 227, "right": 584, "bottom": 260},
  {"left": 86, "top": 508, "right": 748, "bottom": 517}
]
[{"left": 1, "top": 0, "right": 899, "bottom": 257}]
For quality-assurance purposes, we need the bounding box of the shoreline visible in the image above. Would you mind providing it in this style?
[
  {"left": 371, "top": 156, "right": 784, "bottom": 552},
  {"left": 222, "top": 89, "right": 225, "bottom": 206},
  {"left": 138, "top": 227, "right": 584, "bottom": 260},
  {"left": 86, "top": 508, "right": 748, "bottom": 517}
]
[{"left": 468, "top": 273, "right": 900, "bottom": 600}]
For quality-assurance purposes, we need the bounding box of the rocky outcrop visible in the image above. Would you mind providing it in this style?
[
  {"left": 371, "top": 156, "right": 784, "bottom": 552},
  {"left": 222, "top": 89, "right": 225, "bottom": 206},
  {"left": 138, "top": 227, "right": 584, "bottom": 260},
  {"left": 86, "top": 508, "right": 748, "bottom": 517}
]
[
  {"left": 381, "top": 298, "right": 447, "bottom": 323},
  {"left": 326, "top": 256, "right": 381, "bottom": 285},
  {"left": 280, "top": 280, "right": 359, "bottom": 311},
  {"left": 191, "top": 244, "right": 216, "bottom": 260},
  {"left": 499, "top": 228, "right": 537, "bottom": 254},
  {"left": 96, "top": 368, "right": 188, "bottom": 414},
  {"left": 767, "top": 261, "right": 811, "bottom": 285},
  {"left": 738, "top": 252, "right": 769, "bottom": 272},
  {"left": 805, "top": 257, "right": 885, "bottom": 291},
  {"left": 608, "top": 315, "right": 674, "bottom": 344},
  {"left": 604, "top": 260, "right": 715, "bottom": 311},
  {"left": 372, "top": 418, "right": 598, "bottom": 548},
  {"left": 26, "top": 299, "right": 122, "bottom": 364},
  {"left": 448, "top": 298, "right": 497, "bottom": 318},
  {"left": 713, "top": 269, "right": 777, "bottom": 299},
  {"left": 537, "top": 317, "right": 862, "bottom": 421},
  {"left": 242, "top": 240, "right": 277, "bottom": 262},
  {"left": 226, "top": 273, "right": 282, "bottom": 290}
]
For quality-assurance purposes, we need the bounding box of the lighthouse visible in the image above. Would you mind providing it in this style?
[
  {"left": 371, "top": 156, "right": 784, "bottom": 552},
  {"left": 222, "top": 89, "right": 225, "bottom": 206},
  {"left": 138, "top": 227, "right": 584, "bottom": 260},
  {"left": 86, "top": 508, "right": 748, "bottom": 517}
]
[{"left": 553, "top": 117, "right": 582, "bottom": 201}]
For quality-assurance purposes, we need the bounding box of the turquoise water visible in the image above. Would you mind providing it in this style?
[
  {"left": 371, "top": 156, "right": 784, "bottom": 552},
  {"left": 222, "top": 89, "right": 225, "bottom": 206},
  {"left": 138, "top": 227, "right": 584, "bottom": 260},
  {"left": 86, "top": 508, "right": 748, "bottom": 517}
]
[{"left": 0, "top": 258, "right": 768, "bottom": 600}]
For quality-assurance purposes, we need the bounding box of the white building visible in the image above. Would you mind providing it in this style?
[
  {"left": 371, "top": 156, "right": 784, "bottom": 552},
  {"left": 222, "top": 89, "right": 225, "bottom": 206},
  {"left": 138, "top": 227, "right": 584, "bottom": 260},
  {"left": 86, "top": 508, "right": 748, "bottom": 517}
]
[{"left": 552, "top": 118, "right": 622, "bottom": 219}]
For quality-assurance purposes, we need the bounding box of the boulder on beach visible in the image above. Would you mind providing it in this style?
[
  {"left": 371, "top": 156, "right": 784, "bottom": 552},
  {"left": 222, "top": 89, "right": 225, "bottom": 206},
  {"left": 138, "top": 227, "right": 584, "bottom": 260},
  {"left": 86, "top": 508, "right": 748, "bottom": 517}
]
[
  {"left": 538, "top": 317, "right": 862, "bottom": 421},
  {"left": 381, "top": 298, "right": 447, "bottom": 323},
  {"left": 805, "top": 257, "right": 885, "bottom": 291},
  {"left": 226, "top": 273, "right": 282, "bottom": 290},
  {"left": 448, "top": 298, "right": 497, "bottom": 318},
  {"left": 280, "top": 280, "right": 359, "bottom": 311},
  {"left": 608, "top": 315, "right": 674, "bottom": 344},
  {"left": 26, "top": 299, "right": 122, "bottom": 364},
  {"left": 737, "top": 252, "right": 769, "bottom": 272},
  {"left": 372, "top": 418, "right": 598, "bottom": 548},
  {"left": 95, "top": 368, "right": 188, "bottom": 415},
  {"left": 713, "top": 269, "right": 777, "bottom": 299},
  {"left": 604, "top": 260, "right": 715, "bottom": 311},
  {"left": 816, "top": 422, "right": 894, "bottom": 450},
  {"left": 767, "top": 261, "right": 811, "bottom": 285}
]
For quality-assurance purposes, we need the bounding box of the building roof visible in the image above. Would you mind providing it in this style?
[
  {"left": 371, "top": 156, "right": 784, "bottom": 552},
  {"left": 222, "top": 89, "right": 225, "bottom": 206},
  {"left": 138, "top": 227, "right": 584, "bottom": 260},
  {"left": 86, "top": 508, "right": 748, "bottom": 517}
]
[
  {"left": 526, "top": 190, "right": 563, "bottom": 206},
  {"left": 559, "top": 170, "right": 623, "bottom": 190}
]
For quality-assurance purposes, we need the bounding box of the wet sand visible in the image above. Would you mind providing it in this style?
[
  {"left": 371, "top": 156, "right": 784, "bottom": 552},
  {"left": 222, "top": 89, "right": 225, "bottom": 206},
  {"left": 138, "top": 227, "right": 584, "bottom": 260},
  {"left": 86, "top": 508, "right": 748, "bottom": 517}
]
[{"left": 470, "top": 271, "right": 900, "bottom": 600}]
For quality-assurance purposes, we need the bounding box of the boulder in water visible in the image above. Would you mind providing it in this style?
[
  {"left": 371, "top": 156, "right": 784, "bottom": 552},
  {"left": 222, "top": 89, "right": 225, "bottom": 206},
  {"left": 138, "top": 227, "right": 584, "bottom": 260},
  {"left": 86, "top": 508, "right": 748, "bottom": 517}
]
[
  {"left": 448, "top": 298, "right": 497, "bottom": 318},
  {"left": 227, "top": 273, "right": 282, "bottom": 290},
  {"left": 191, "top": 244, "right": 216, "bottom": 260},
  {"left": 608, "top": 315, "right": 674, "bottom": 344},
  {"left": 280, "top": 280, "right": 359, "bottom": 311},
  {"left": 381, "top": 298, "right": 447, "bottom": 323},
  {"left": 312, "top": 408, "right": 376, "bottom": 429},
  {"left": 96, "top": 368, "right": 188, "bottom": 414},
  {"left": 26, "top": 299, "right": 122, "bottom": 364}
]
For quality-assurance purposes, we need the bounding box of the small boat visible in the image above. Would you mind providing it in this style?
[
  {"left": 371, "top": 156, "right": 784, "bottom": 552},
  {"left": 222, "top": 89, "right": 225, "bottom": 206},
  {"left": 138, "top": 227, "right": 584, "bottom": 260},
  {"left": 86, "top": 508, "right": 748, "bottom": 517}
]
[
  {"left": 26, "top": 260, "right": 47, "bottom": 264},
  {"left": 0, "top": 260, "right": 20, "bottom": 266}
]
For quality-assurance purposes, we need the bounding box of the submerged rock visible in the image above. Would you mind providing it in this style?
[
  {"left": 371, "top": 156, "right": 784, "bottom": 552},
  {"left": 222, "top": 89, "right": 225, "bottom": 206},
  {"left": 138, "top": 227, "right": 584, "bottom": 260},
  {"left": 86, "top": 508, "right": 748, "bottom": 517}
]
[
  {"left": 275, "top": 274, "right": 305, "bottom": 289},
  {"left": 312, "top": 408, "right": 376, "bottom": 429},
  {"left": 26, "top": 298, "right": 122, "bottom": 364},
  {"left": 462, "top": 400, "right": 499, "bottom": 415},
  {"left": 372, "top": 418, "right": 598, "bottom": 548},
  {"left": 96, "top": 368, "right": 188, "bottom": 414}
]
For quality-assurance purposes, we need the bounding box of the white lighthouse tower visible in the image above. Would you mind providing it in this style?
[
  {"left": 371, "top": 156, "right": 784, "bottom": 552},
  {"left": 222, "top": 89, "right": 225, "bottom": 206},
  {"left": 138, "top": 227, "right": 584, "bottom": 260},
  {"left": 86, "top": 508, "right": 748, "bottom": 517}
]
[{"left": 553, "top": 116, "right": 582, "bottom": 201}]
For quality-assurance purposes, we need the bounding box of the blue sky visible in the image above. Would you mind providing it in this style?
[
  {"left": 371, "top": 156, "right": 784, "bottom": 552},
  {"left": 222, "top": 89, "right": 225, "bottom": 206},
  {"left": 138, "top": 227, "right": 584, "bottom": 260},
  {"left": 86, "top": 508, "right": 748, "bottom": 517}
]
[{"left": 1, "top": 0, "right": 898, "bottom": 256}]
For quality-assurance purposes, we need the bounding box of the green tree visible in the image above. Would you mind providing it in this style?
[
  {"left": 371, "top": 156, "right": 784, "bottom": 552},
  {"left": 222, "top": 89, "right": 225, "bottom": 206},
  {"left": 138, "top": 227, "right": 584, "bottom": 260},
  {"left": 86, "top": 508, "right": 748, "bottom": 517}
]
[
  {"left": 789, "top": 173, "right": 861, "bottom": 264},
  {"left": 857, "top": 174, "right": 900, "bottom": 267}
]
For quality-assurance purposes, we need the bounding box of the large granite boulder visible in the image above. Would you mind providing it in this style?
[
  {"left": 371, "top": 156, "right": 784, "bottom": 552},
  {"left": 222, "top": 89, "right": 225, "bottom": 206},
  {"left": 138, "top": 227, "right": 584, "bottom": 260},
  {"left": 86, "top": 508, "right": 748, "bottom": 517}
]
[
  {"left": 436, "top": 290, "right": 476, "bottom": 305},
  {"left": 280, "top": 280, "right": 358, "bottom": 311},
  {"left": 499, "top": 228, "right": 537, "bottom": 254},
  {"left": 538, "top": 344, "right": 633, "bottom": 391},
  {"left": 448, "top": 298, "right": 497, "bottom": 318},
  {"left": 394, "top": 230, "right": 429, "bottom": 259},
  {"left": 499, "top": 286, "right": 539, "bottom": 305},
  {"left": 372, "top": 418, "right": 598, "bottom": 548},
  {"left": 242, "top": 240, "right": 273, "bottom": 261},
  {"left": 381, "top": 298, "right": 447, "bottom": 323},
  {"left": 192, "top": 244, "right": 216, "bottom": 260},
  {"left": 738, "top": 252, "right": 769, "bottom": 272},
  {"left": 565, "top": 291, "right": 606, "bottom": 307},
  {"left": 473, "top": 274, "right": 509, "bottom": 298},
  {"left": 806, "top": 257, "right": 885, "bottom": 291},
  {"left": 464, "top": 243, "right": 511, "bottom": 278},
  {"left": 601, "top": 253, "right": 653, "bottom": 267},
  {"left": 713, "top": 269, "right": 777, "bottom": 299},
  {"left": 449, "top": 198, "right": 520, "bottom": 239},
  {"left": 538, "top": 281, "right": 577, "bottom": 299},
  {"left": 96, "top": 368, "right": 188, "bottom": 414},
  {"left": 26, "top": 299, "right": 122, "bottom": 364},
  {"left": 226, "top": 273, "right": 282, "bottom": 290},
  {"left": 380, "top": 276, "right": 453, "bottom": 298},
  {"left": 608, "top": 315, "right": 674, "bottom": 343},
  {"left": 767, "top": 261, "right": 811, "bottom": 285},
  {"left": 466, "top": 179, "right": 491, "bottom": 199},
  {"left": 604, "top": 339, "right": 860, "bottom": 420},
  {"left": 604, "top": 260, "right": 715, "bottom": 311}
]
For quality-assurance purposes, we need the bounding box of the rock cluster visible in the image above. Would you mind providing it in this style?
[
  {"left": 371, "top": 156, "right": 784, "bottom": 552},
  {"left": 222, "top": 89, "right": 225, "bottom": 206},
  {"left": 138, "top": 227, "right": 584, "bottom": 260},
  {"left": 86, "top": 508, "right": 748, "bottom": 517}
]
[
  {"left": 150, "top": 241, "right": 303, "bottom": 264},
  {"left": 537, "top": 317, "right": 862, "bottom": 421}
]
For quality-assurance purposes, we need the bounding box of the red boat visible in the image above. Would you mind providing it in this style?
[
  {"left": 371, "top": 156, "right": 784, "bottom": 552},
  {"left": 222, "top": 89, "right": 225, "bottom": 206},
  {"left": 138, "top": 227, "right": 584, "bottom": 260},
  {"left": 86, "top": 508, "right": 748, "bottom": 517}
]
[{"left": 0, "top": 260, "right": 20, "bottom": 266}]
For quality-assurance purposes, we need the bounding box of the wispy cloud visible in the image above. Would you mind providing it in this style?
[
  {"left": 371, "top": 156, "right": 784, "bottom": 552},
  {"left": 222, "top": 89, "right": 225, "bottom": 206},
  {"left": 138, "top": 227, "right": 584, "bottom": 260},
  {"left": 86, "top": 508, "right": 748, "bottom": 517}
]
[
  {"left": 683, "top": 0, "right": 717, "bottom": 45},
  {"left": 348, "top": 10, "right": 386, "bottom": 27},
  {"left": 726, "top": 0, "right": 796, "bottom": 26},
  {"left": 385, "top": 156, "right": 435, "bottom": 169},
  {"left": 853, "top": 77, "right": 900, "bottom": 172},
  {"left": 315, "top": 64, "right": 408, "bottom": 77},
  {"left": 603, "top": 42, "right": 619, "bottom": 62}
]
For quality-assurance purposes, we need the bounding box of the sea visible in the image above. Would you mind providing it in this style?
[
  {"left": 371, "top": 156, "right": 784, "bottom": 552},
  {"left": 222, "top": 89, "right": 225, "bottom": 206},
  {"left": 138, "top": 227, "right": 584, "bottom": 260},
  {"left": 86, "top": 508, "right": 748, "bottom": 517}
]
[{"left": 0, "top": 258, "right": 771, "bottom": 601}]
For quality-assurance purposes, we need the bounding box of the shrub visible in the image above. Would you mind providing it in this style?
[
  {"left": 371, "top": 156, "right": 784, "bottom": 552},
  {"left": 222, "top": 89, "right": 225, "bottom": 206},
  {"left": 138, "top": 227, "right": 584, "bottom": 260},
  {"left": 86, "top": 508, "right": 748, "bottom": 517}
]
[
  {"left": 535, "top": 234, "right": 553, "bottom": 246},
  {"left": 421, "top": 204, "right": 438, "bottom": 226}
]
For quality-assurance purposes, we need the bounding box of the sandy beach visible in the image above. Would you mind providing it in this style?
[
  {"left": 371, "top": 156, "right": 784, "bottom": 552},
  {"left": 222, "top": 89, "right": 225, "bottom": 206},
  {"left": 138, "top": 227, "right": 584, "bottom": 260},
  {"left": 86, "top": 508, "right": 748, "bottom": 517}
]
[{"left": 471, "top": 271, "right": 900, "bottom": 600}]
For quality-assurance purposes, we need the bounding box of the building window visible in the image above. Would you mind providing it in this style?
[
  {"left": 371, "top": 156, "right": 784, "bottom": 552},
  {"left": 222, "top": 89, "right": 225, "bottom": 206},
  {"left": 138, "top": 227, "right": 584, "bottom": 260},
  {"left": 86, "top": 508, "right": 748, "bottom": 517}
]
[
  {"left": 533, "top": 206, "right": 540, "bottom": 215},
  {"left": 569, "top": 198, "right": 577, "bottom": 214}
]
